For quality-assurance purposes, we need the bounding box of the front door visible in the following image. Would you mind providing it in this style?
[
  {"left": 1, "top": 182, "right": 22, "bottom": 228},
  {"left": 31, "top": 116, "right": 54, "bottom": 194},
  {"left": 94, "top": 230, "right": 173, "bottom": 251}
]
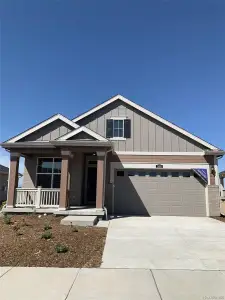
[{"left": 85, "top": 161, "right": 97, "bottom": 205}]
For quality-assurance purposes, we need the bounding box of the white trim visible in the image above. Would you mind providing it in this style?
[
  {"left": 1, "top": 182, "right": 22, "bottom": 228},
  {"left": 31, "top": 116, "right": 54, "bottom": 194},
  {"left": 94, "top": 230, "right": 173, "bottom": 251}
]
[
  {"left": 110, "top": 137, "right": 127, "bottom": 141},
  {"left": 115, "top": 151, "right": 206, "bottom": 156},
  {"left": 214, "top": 156, "right": 220, "bottom": 186},
  {"left": 72, "top": 95, "right": 218, "bottom": 150},
  {"left": 6, "top": 114, "right": 80, "bottom": 143},
  {"left": 110, "top": 116, "right": 128, "bottom": 120},
  {"left": 110, "top": 162, "right": 210, "bottom": 183},
  {"left": 58, "top": 126, "right": 108, "bottom": 141}
]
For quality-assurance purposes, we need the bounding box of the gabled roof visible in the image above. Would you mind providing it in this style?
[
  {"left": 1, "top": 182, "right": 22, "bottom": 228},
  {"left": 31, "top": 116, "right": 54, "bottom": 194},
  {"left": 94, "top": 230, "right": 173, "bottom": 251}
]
[
  {"left": 4, "top": 114, "right": 79, "bottom": 143},
  {"left": 72, "top": 94, "right": 219, "bottom": 150},
  {"left": 58, "top": 126, "right": 108, "bottom": 141}
]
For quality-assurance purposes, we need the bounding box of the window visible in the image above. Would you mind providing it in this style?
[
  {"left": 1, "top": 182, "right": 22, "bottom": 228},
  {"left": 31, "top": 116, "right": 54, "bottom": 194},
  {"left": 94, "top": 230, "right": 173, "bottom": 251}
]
[
  {"left": 117, "top": 171, "right": 124, "bottom": 177},
  {"left": 160, "top": 172, "right": 168, "bottom": 177},
  {"left": 149, "top": 172, "right": 157, "bottom": 177},
  {"left": 138, "top": 171, "right": 147, "bottom": 176},
  {"left": 106, "top": 119, "right": 131, "bottom": 139},
  {"left": 113, "top": 120, "right": 124, "bottom": 138},
  {"left": 36, "top": 158, "right": 62, "bottom": 188},
  {"left": 172, "top": 172, "right": 180, "bottom": 177},
  {"left": 183, "top": 171, "right": 191, "bottom": 178}
]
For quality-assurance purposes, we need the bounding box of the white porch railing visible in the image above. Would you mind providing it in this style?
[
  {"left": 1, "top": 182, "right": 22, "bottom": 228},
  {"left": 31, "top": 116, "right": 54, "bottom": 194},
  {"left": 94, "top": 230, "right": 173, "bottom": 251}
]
[{"left": 15, "top": 188, "right": 60, "bottom": 208}]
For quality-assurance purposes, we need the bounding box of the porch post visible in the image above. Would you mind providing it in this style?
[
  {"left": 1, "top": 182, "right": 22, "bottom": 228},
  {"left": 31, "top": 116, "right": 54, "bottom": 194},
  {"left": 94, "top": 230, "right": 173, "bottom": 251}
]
[
  {"left": 7, "top": 152, "right": 20, "bottom": 207},
  {"left": 96, "top": 152, "right": 105, "bottom": 209},
  {"left": 59, "top": 150, "right": 71, "bottom": 210}
]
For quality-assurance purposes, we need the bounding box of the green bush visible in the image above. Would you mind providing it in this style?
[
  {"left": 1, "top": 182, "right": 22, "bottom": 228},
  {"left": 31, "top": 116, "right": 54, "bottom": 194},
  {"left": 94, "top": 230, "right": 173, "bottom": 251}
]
[
  {"left": 3, "top": 214, "right": 11, "bottom": 225},
  {"left": 44, "top": 223, "right": 52, "bottom": 231},
  {"left": 55, "top": 244, "right": 69, "bottom": 253},
  {"left": 41, "top": 231, "right": 52, "bottom": 240}
]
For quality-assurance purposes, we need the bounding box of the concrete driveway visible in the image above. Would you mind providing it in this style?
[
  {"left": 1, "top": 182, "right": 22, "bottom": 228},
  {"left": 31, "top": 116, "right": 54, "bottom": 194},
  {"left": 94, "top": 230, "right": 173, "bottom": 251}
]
[{"left": 101, "top": 216, "right": 225, "bottom": 270}]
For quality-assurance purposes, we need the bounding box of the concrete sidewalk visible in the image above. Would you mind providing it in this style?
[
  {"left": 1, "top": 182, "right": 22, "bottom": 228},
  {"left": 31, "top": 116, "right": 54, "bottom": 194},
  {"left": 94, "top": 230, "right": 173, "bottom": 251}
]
[{"left": 1, "top": 267, "right": 225, "bottom": 300}]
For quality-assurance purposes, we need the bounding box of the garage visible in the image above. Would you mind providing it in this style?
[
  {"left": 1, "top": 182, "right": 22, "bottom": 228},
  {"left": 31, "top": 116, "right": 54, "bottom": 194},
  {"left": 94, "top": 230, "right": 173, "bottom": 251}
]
[{"left": 114, "top": 169, "right": 206, "bottom": 216}]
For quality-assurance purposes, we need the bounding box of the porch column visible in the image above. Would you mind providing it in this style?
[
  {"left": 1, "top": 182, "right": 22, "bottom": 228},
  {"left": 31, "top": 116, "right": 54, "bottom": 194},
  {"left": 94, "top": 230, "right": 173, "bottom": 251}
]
[
  {"left": 59, "top": 150, "right": 71, "bottom": 210},
  {"left": 96, "top": 152, "right": 105, "bottom": 209},
  {"left": 7, "top": 152, "right": 20, "bottom": 207}
]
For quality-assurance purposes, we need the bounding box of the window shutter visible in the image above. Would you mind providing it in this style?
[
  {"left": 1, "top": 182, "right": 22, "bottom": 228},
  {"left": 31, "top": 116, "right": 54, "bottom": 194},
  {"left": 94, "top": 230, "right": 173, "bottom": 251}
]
[
  {"left": 106, "top": 119, "right": 113, "bottom": 138},
  {"left": 124, "top": 119, "right": 131, "bottom": 138}
]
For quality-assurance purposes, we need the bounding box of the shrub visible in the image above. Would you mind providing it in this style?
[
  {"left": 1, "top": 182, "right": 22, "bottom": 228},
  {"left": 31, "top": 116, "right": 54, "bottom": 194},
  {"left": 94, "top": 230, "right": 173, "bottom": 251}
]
[
  {"left": 55, "top": 244, "right": 69, "bottom": 253},
  {"left": 0, "top": 201, "right": 6, "bottom": 211},
  {"left": 41, "top": 231, "right": 52, "bottom": 240},
  {"left": 3, "top": 214, "right": 11, "bottom": 225},
  {"left": 44, "top": 223, "right": 52, "bottom": 231},
  {"left": 71, "top": 226, "right": 78, "bottom": 233}
]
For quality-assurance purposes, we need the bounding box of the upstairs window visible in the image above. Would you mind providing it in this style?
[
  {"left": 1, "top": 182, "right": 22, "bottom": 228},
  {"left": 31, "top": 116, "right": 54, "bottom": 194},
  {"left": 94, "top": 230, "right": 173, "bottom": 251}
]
[{"left": 106, "top": 118, "right": 131, "bottom": 139}]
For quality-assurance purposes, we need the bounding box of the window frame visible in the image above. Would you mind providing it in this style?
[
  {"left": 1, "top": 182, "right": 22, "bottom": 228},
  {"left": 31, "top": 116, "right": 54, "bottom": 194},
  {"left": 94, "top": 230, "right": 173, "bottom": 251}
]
[
  {"left": 109, "top": 117, "right": 127, "bottom": 140},
  {"left": 36, "top": 157, "right": 62, "bottom": 189}
]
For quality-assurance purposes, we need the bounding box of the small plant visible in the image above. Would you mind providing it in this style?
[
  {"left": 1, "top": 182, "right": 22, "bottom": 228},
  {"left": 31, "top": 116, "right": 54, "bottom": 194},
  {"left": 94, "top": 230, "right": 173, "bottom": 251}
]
[
  {"left": 71, "top": 226, "right": 78, "bottom": 233},
  {"left": 21, "top": 217, "right": 31, "bottom": 227},
  {"left": 16, "top": 231, "right": 23, "bottom": 236},
  {"left": 3, "top": 214, "right": 11, "bottom": 225},
  {"left": 41, "top": 231, "right": 52, "bottom": 240},
  {"left": 44, "top": 223, "right": 52, "bottom": 231},
  {"left": 55, "top": 244, "right": 69, "bottom": 253},
  {"left": 0, "top": 201, "right": 6, "bottom": 211}
]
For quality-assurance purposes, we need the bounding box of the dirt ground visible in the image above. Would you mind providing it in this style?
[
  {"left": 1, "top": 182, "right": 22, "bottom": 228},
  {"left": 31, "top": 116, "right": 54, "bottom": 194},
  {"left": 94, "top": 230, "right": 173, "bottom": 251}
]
[{"left": 0, "top": 214, "right": 107, "bottom": 268}]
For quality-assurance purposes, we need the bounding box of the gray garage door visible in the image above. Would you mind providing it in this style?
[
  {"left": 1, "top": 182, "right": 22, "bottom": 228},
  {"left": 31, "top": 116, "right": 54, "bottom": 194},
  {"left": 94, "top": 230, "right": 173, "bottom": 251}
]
[{"left": 114, "top": 169, "right": 206, "bottom": 216}]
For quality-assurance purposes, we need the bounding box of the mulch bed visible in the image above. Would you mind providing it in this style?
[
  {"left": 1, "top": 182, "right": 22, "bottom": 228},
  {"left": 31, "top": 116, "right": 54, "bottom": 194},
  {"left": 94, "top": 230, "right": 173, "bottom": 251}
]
[
  {"left": 212, "top": 216, "right": 225, "bottom": 223},
  {"left": 0, "top": 214, "right": 107, "bottom": 268}
]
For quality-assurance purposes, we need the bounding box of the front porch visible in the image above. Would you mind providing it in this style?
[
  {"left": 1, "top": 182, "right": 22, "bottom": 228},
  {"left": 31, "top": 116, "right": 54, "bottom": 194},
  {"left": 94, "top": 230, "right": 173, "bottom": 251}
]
[{"left": 3, "top": 141, "right": 112, "bottom": 217}]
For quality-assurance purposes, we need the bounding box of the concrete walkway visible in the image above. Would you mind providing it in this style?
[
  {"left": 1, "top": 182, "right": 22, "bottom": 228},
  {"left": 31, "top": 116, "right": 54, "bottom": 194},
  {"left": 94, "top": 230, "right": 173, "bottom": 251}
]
[
  {"left": 101, "top": 216, "right": 225, "bottom": 270},
  {"left": 1, "top": 267, "right": 225, "bottom": 300}
]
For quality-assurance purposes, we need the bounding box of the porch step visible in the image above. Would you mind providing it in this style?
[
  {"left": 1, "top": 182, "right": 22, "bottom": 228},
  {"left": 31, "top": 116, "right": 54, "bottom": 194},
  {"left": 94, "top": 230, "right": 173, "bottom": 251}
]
[{"left": 60, "top": 216, "right": 98, "bottom": 227}]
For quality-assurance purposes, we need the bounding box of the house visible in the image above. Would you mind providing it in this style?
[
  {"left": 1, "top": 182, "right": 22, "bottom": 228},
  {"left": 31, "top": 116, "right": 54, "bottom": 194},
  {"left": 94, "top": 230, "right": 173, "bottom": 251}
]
[
  {"left": 1, "top": 95, "right": 224, "bottom": 217},
  {"left": 0, "top": 164, "right": 22, "bottom": 205},
  {"left": 220, "top": 171, "right": 225, "bottom": 187}
]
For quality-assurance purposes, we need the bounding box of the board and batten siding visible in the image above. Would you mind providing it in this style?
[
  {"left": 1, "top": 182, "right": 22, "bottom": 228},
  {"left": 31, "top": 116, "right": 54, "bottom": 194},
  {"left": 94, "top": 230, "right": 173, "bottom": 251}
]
[
  {"left": 77, "top": 100, "right": 207, "bottom": 152},
  {"left": 19, "top": 120, "right": 74, "bottom": 142}
]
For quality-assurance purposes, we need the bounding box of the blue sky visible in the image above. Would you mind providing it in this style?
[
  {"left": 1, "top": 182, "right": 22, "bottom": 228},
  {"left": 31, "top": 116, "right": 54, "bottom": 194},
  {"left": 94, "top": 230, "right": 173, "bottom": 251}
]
[{"left": 0, "top": 0, "right": 224, "bottom": 173}]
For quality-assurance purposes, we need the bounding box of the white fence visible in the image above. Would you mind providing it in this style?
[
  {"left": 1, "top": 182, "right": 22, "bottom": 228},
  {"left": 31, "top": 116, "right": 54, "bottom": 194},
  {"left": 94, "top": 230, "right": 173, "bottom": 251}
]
[{"left": 15, "top": 188, "right": 60, "bottom": 208}]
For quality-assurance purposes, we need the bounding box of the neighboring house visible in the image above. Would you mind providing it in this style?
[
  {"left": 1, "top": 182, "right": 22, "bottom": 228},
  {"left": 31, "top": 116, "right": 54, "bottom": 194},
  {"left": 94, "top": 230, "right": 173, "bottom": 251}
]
[
  {"left": 220, "top": 171, "right": 225, "bottom": 187},
  {"left": 0, "top": 164, "right": 22, "bottom": 204},
  {"left": 0, "top": 95, "right": 224, "bottom": 217}
]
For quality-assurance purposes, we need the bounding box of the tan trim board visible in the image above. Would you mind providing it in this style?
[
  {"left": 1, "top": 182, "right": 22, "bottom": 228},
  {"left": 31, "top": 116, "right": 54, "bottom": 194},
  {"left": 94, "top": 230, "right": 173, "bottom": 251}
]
[
  {"left": 112, "top": 154, "right": 211, "bottom": 164},
  {"left": 115, "top": 151, "right": 206, "bottom": 156},
  {"left": 72, "top": 95, "right": 218, "bottom": 150}
]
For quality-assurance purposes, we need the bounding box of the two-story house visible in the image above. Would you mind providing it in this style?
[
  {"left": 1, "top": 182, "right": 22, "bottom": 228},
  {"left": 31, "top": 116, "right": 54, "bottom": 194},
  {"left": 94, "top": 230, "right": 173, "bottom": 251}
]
[{"left": 1, "top": 95, "right": 224, "bottom": 217}]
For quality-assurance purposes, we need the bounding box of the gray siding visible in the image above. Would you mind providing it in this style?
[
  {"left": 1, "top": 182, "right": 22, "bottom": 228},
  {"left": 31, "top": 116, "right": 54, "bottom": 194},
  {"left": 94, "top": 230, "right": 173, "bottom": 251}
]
[
  {"left": 208, "top": 185, "right": 220, "bottom": 216},
  {"left": 69, "top": 132, "right": 96, "bottom": 140},
  {"left": 22, "top": 157, "right": 36, "bottom": 188},
  {"left": 19, "top": 120, "right": 74, "bottom": 142},
  {"left": 77, "top": 100, "right": 206, "bottom": 152}
]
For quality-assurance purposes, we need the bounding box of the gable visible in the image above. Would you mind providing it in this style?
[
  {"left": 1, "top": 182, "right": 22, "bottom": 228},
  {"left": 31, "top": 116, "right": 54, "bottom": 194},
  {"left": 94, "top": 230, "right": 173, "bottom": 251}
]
[
  {"left": 18, "top": 119, "right": 74, "bottom": 142},
  {"left": 68, "top": 132, "right": 96, "bottom": 141},
  {"left": 4, "top": 114, "right": 79, "bottom": 143},
  {"left": 73, "top": 95, "right": 218, "bottom": 150},
  {"left": 77, "top": 100, "right": 209, "bottom": 152}
]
